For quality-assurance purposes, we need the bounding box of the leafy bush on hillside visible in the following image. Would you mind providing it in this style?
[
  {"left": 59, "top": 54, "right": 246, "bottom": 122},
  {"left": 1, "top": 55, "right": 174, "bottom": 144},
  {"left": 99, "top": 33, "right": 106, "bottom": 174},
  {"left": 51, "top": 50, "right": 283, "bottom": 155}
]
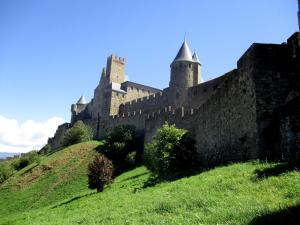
[
  {"left": 0, "top": 162, "right": 13, "bottom": 183},
  {"left": 144, "top": 123, "right": 200, "bottom": 176},
  {"left": 101, "top": 125, "right": 136, "bottom": 163},
  {"left": 87, "top": 155, "right": 113, "bottom": 192},
  {"left": 63, "top": 121, "right": 93, "bottom": 146},
  {"left": 12, "top": 151, "right": 40, "bottom": 171},
  {"left": 12, "top": 157, "right": 30, "bottom": 170}
]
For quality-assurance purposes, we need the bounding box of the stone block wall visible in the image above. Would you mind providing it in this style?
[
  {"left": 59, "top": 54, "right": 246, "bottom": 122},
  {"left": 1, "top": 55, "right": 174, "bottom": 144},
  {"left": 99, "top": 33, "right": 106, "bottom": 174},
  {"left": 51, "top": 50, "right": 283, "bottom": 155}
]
[
  {"left": 187, "top": 73, "right": 228, "bottom": 109},
  {"left": 106, "top": 55, "right": 126, "bottom": 84},
  {"left": 244, "top": 34, "right": 300, "bottom": 158},
  {"left": 277, "top": 96, "right": 300, "bottom": 163},
  {"left": 144, "top": 67, "right": 257, "bottom": 167},
  {"left": 49, "top": 32, "right": 300, "bottom": 169},
  {"left": 98, "top": 111, "right": 146, "bottom": 139},
  {"left": 121, "top": 90, "right": 169, "bottom": 115},
  {"left": 48, "top": 123, "right": 71, "bottom": 149}
]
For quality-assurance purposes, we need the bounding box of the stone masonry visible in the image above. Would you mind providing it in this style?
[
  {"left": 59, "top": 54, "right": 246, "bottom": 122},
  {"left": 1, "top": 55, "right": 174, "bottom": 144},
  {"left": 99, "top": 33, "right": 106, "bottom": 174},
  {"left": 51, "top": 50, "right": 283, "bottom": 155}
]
[{"left": 48, "top": 4, "right": 300, "bottom": 167}]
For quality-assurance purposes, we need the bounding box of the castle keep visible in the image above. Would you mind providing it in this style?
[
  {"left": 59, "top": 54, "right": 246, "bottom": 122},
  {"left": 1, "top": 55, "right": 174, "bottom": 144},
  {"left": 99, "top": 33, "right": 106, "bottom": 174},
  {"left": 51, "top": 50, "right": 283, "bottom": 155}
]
[{"left": 49, "top": 7, "right": 300, "bottom": 166}]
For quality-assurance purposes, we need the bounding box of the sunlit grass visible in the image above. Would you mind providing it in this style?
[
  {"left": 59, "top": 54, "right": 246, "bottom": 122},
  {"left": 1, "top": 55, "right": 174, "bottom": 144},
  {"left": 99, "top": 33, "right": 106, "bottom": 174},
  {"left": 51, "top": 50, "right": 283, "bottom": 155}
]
[{"left": 0, "top": 142, "right": 299, "bottom": 225}]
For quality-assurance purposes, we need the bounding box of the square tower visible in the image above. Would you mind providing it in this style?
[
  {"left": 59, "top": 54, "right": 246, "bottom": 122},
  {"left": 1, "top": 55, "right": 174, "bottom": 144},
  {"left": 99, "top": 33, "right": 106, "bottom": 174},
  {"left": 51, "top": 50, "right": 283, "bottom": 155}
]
[{"left": 106, "top": 54, "right": 126, "bottom": 84}]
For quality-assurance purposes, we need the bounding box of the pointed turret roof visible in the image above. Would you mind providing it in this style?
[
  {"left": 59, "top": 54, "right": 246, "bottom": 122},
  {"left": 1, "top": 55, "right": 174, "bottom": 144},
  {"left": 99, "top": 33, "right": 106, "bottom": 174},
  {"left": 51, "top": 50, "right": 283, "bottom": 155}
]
[
  {"left": 172, "top": 40, "right": 193, "bottom": 63},
  {"left": 192, "top": 52, "right": 201, "bottom": 64},
  {"left": 77, "top": 95, "right": 86, "bottom": 105}
]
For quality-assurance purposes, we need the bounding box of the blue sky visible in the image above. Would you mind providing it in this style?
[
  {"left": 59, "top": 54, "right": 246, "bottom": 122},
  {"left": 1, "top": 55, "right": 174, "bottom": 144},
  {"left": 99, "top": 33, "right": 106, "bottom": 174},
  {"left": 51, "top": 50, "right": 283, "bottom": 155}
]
[{"left": 0, "top": 0, "right": 298, "bottom": 152}]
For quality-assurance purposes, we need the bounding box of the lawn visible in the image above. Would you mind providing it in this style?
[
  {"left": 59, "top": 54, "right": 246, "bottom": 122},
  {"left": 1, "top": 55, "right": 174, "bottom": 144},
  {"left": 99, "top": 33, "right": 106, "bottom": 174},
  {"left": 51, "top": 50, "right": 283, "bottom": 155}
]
[{"left": 0, "top": 142, "right": 299, "bottom": 225}]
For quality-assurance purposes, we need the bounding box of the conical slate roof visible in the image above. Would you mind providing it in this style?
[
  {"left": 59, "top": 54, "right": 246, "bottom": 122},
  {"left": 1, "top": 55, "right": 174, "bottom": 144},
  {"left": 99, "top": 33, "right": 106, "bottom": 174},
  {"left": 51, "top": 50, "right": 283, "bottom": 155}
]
[
  {"left": 173, "top": 41, "right": 193, "bottom": 63},
  {"left": 77, "top": 95, "right": 87, "bottom": 104},
  {"left": 192, "top": 52, "right": 201, "bottom": 64}
]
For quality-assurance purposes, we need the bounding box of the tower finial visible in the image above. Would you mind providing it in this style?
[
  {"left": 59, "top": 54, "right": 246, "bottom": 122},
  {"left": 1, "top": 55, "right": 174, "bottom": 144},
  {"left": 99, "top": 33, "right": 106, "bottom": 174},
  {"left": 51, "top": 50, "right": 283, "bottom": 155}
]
[{"left": 184, "top": 32, "right": 186, "bottom": 42}]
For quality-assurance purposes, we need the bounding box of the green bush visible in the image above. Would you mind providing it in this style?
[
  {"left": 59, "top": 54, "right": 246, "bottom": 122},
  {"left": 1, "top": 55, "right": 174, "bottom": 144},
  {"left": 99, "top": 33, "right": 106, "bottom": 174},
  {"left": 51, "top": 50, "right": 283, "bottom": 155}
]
[
  {"left": 12, "top": 151, "right": 40, "bottom": 171},
  {"left": 144, "top": 123, "right": 199, "bottom": 176},
  {"left": 0, "top": 162, "right": 13, "bottom": 183},
  {"left": 101, "top": 125, "right": 136, "bottom": 163},
  {"left": 12, "top": 157, "right": 30, "bottom": 170},
  {"left": 63, "top": 121, "right": 93, "bottom": 146},
  {"left": 87, "top": 155, "right": 114, "bottom": 192}
]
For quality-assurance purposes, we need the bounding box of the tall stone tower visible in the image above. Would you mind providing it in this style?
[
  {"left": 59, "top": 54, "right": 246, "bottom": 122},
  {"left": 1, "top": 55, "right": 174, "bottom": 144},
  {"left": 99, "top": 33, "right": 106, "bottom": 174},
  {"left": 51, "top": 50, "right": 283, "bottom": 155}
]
[
  {"left": 169, "top": 40, "right": 203, "bottom": 107},
  {"left": 71, "top": 95, "right": 87, "bottom": 124},
  {"left": 106, "top": 54, "right": 126, "bottom": 84}
]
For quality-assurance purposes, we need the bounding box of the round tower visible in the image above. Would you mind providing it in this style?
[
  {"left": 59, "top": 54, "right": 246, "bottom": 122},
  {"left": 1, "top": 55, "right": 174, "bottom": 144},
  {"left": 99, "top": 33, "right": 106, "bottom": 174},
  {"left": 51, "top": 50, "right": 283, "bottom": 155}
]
[
  {"left": 71, "top": 95, "right": 87, "bottom": 124},
  {"left": 169, "top": 40, "right": 202, "bottom": 107}
]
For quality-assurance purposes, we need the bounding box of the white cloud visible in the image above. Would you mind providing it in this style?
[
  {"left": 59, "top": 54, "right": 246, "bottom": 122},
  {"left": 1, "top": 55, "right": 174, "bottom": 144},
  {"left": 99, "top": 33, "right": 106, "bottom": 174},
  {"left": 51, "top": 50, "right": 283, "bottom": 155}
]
[{"left": 0, "top": 115, "right": 65, "bottom": 153}]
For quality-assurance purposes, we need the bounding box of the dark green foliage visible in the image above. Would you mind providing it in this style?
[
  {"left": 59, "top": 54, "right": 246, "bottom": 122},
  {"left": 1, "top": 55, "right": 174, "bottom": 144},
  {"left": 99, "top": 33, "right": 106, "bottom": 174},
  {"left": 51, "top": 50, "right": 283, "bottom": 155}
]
[
  {"left": 12, "top": 151, "right": 40, "bottom": 171},
  {"left": 63, "top": 121, "right": 93, "bottom": 147},
  {"left": 13, "top": 157, "right": 30, "bottom": 170},
  {"left": 125, "top": 151, "right": 137, "bottom": 167},
  {"left": 101, "top": 125, "right": 136, "bottom": 163},
  {"left": 0, "top": 162, "right": 13, "bottom": 183},
  {"left": 87, "top": 155, "right": 114, "bottom": 192},
  {"left": 144, "top": 123, "right": 200, "bottom": 176}
]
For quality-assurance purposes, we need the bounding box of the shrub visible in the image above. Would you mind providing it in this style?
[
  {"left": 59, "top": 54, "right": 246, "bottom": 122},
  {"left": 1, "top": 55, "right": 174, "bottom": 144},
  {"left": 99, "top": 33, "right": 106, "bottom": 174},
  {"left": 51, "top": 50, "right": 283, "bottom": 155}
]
[
  {"left": 12, "top": 151, "right": 40, "bottom": 171},
  {"left": 101, "top": 125, "right": 136, "bottom": 163},
  {"left": 63, "top": 120, "right": 93, "bottom": 146},
  {"left": 0, "top": 162, "right": 13, "bottom": 183},
  {"left": 87, "top": 155, "right": 114, "bottom": 192},
  {"left": 12, "top": 157, "right": 30, "bottom": 170},
  {"left": 144, "top": 123, "right": 199, "bottom": 176},
  {"left": 26, "top": 151, "right": 40, "bottom": 163}
]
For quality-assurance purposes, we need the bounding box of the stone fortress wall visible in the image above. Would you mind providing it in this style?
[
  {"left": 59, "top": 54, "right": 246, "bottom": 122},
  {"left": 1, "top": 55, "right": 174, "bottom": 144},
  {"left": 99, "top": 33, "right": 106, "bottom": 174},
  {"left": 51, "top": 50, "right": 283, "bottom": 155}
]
[{"left": 49, "top": 20, "right": 300, "bottom": 167}]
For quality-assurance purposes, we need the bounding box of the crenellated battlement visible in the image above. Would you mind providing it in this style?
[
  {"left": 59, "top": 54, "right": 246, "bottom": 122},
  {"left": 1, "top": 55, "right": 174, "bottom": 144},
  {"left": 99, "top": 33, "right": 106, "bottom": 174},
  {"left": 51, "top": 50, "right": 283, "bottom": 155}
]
[
  {"left": 48, "top": 8, "right": 300, "bottom": 167},
  {"left": 121, "top": 90, "right": 167, "bottom": 115},
  {"left": 110, "top": 54, "right": 126, "bottom": 63}
]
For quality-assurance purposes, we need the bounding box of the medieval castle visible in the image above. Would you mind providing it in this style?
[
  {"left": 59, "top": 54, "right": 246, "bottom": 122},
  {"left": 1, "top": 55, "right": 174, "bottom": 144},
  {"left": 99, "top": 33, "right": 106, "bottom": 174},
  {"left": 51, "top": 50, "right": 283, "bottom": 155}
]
[{"left": 49, "top": 2, "right": 300, "bottom": 167}]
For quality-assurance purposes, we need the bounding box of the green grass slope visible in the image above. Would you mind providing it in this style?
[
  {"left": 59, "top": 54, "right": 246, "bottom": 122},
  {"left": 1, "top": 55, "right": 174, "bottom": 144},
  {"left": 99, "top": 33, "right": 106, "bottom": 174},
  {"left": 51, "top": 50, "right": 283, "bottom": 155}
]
[
  {"left": 0, "top": 141, "right": 101, "bottom": 218},
  {"left": 1, "top": 143, "right": 300, "bottom": 225}
]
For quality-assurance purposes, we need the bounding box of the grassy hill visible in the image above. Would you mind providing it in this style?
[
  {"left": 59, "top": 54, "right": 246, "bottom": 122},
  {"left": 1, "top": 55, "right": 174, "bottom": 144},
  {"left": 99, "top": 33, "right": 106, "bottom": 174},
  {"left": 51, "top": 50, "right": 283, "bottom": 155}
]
[{"left": 0, "top": 142, "right": 300, "bottom": 225}]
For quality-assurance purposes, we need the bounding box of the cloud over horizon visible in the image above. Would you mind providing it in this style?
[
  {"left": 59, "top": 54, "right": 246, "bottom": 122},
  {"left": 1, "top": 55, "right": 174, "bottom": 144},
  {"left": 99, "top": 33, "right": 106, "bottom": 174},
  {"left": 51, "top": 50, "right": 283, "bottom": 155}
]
[{"left": 0, "top": 115, "right": 65, "bottom": 153}]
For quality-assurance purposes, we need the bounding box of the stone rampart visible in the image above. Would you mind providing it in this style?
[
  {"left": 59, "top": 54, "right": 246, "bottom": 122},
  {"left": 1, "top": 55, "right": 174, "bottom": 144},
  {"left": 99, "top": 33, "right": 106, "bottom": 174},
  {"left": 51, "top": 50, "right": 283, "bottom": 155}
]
[
  {"left": 48, "top": 123, "right": 71, "bottom": 149},
  {"left": 121, "top": 90, "right": 169, "bottom": 115},
  {"left": 144, "top": 66, "right": 257, "bottom": 167},
  {"left": 48, "top": 32, "right": 300, "bottom": 168}
]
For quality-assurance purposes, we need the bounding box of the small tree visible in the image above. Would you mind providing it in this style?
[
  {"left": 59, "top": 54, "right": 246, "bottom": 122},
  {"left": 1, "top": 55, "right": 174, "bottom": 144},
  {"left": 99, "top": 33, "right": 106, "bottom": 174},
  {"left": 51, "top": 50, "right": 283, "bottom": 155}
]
[
  {"left": 144, "top": 123, "right": 199, "bottom": 176},
  {"left": 63, "top": 121, "right": 93, "bottom": 146},
  {"left": 88, "top": 155, "right": 113, "bottom": 192},
  {"left": 101, "top": 125, "right": 136, "bottom": 162}
]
